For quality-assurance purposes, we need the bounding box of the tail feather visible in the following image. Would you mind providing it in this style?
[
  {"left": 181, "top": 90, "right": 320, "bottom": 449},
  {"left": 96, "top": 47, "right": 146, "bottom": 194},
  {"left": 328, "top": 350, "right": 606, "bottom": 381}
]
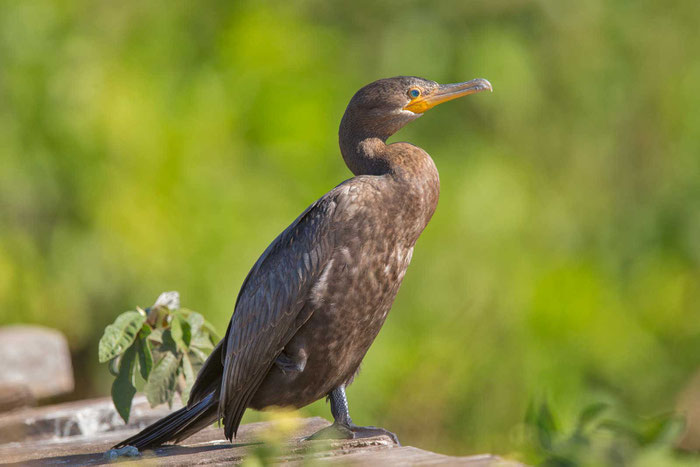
[
  {"left": 116, "top": 339, "right": 227, "bottom": 450},
  {"left": 113, "top": 392, "right": 219, "bottom": 450}
]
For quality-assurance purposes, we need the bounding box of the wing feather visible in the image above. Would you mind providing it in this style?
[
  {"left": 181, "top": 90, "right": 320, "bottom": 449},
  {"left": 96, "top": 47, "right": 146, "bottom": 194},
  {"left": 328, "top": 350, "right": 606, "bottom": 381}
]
[{"left": 217, "top": 194, "right": 340, "bottom": 439}]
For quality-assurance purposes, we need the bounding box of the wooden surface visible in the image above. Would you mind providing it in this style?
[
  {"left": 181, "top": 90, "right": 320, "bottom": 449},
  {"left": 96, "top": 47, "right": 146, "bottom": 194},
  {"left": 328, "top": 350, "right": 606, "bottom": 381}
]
[
  {"left": 0, "top": 397, "right": 523, "bottom": 466},
  {"left": 0, "top": 396, "right": 176, "bottom": 444}
]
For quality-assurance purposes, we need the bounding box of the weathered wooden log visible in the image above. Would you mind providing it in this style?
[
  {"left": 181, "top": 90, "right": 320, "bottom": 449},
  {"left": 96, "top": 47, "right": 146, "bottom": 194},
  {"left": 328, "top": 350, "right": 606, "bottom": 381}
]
[{"left": 0, "top": 397, "right": 524, "bottom": 465}]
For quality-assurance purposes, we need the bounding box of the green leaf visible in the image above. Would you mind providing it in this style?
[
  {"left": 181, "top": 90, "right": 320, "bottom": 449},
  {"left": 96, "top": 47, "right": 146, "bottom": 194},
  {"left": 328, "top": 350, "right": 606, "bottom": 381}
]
[
  {"left": 598, "top": 419, "right": 638, "bottom": 440},
  {"left": 148, "top": 328, "right": 163, "bottom": 344},
  {"left": 191, "top": 333, "right": 214, "bottom": 351},
  {"left": 108, "top": 356, "right": 120, "bottom": 377},
  {"left": 111, "top": 345, "right": 137, "bottom": 423},
  {"left": 185, "top": 311, "right": 204, "bottom": 337},
  {"left": 170, "top": 314, "right": 191, "bottom": 351},
  {"left": 202, "top": 320, "right": 221, "bottom": 341},
  {"left": 189, "top": 346, "right": 209, "bottom": 364},
  {"left": 136, "top": 336, "right": 153, "bottom": 381},
  {"left": 638, "top": 413, "right": 685, "bottom": 446},
  {"left": 144, "top": 351, "right": 181, "bottom": 407},
  {"left": 161, "top": 329, "right": 178, "bottom": 353},
  {"left": 99, "top": 311, "right": 147, "bottom": 363},
  {"left": 575, "top": 402, "right": 608, "bottom": 433},
  {"left": 526, "top": 400, "right": 558, "bottom": 450},
  {"left": 180, "top": 353, "right": 195, "bottom": 405},
  {"left": 139, "top": 323, "right": 152, "bottom": 339},
  {"left": 651, "top": 416, "right": 685, "bottom": 446},
  {"left": 152, "top": 291, "right": 180, "bottom": 310}
]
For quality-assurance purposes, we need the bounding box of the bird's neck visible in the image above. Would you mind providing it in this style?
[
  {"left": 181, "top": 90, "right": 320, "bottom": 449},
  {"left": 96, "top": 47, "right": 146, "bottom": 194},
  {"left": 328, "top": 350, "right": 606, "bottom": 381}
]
[
  {"left": 339, "top": 134, "right": 393, "bottom": 176},
  {"left": 338, "top": 116, "right": 440, "bottom": 214},
  {"left": 339, "top": 131, "right": 441, "bottom": 242},
  {"left": 338, "top": 132, "right": 439, "bottom": 184}
]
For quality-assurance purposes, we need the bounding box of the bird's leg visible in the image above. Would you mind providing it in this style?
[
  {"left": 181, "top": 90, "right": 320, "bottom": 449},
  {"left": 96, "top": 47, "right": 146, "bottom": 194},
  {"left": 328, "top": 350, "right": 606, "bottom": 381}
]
[{"left": 304, "top": 385, "right": 400, "bottom": 445}]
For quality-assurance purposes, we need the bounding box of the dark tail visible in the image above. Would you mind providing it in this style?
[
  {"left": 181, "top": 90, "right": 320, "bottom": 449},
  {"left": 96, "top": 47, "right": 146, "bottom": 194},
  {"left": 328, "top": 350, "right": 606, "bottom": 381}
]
[{"left": 113, "top": 392, "right": 219, "bottom": 450}]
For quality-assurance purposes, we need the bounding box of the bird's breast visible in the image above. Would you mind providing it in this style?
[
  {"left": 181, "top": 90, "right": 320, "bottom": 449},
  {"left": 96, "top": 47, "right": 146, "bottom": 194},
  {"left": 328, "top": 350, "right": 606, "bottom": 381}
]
[{"left": 251, "top": 175, "right": 436, "bottom": 409}]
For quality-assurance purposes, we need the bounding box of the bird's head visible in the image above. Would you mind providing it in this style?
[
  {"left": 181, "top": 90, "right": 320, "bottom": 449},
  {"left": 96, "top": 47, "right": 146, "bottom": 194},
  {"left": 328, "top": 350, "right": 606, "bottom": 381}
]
[{"left": 340, "top": 76, "right": 492, "bottom": 140}]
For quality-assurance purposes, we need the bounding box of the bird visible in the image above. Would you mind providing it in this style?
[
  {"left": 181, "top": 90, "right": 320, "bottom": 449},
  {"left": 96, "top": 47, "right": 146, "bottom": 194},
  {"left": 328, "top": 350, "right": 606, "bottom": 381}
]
[{"left": 114, "top": 75, "right": 492, "bottom": 450}]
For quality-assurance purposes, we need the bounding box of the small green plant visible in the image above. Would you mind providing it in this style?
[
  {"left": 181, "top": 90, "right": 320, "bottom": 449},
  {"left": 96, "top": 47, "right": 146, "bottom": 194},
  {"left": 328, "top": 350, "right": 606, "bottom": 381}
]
[
  {"left": 523, "top": 398, "right": 690, "bottom": 466},
  {"left": 99, "top": 291, "right": 219, "bottom": 423}
]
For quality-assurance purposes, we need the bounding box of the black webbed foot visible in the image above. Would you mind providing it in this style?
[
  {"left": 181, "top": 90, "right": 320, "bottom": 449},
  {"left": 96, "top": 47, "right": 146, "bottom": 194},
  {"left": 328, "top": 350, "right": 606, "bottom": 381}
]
[
  {"left": 305, "top": 422, "right": 400, "bottom": 445},
  {"left": 347, "top": 424, "right": 400, "bottom": 445},
  {"left": 304, "top": 422, "right": 354, "bottom": 441},
  {"left": 308, "top": 385, "right": 400, "bottom": 445}
]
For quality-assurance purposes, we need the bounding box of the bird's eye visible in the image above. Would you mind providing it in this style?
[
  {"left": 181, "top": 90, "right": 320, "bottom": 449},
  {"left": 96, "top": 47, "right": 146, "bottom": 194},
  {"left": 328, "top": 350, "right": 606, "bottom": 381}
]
[{"left": 409, "top": 88, "right": 421, "bottom": 99}]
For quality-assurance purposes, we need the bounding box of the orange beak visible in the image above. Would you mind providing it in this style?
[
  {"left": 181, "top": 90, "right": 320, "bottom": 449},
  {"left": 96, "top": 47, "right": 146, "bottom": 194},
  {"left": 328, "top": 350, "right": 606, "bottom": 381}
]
[{"left": 403, "top": 78, "right": 493, "bottom": 114}]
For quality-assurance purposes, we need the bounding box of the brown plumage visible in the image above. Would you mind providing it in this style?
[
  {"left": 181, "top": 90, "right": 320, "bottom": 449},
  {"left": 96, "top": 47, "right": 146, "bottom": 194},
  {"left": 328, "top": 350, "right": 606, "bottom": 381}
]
[{"left": 114, "top": 76, "right": 492, "bottom": 450}]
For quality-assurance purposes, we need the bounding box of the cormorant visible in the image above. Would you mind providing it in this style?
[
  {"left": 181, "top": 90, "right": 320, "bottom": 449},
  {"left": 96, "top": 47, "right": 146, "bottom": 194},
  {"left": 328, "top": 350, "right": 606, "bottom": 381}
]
[{"left": 115, "top": 76, "right": 492, "bottom": 449}]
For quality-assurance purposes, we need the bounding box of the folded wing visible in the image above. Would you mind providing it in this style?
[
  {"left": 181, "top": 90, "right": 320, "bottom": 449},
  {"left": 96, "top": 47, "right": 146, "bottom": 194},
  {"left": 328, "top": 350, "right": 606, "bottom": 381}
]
[{"left": 214, "top": 194, "right": 339, "bottom": 439}]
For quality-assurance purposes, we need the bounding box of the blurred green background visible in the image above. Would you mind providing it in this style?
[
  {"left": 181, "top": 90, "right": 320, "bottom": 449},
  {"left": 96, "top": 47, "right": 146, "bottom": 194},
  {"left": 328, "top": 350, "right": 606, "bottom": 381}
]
[{"left": 1, "top": 0, "right": 699, "bottom": 462}]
